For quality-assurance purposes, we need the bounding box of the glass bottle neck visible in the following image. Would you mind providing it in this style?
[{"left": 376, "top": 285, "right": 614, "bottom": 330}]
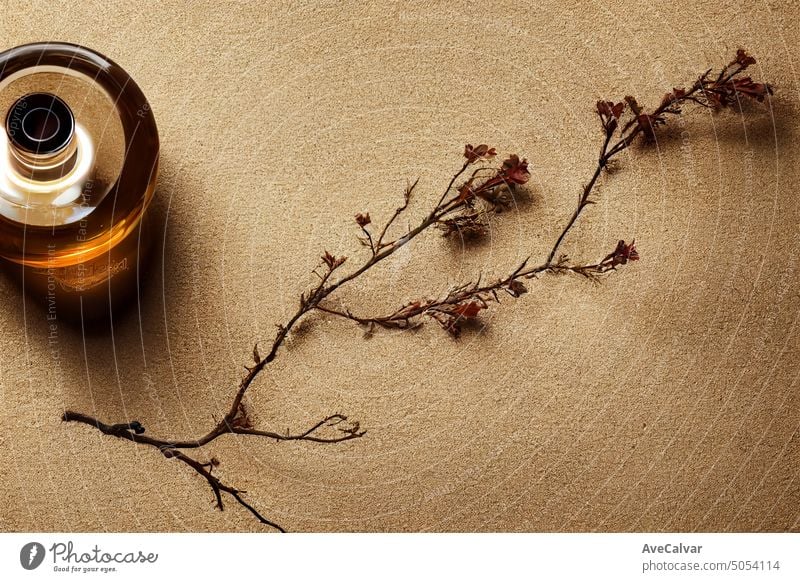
[{"left": 8, "top": 134, "right": 79, "bottom": 181}]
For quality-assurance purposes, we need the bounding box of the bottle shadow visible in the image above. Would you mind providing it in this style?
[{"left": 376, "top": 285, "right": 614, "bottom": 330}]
[{"left": 0, "top": 165, "right": 201, "bottom": 426}]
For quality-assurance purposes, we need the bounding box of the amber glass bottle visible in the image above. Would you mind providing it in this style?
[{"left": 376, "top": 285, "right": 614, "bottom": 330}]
[{"left": 0, "top": 42, "right": 159, "bottom": 319}]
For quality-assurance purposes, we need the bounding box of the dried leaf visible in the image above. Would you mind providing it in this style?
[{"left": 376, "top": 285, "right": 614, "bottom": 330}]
[
  {"left": 507, "top": 280, "right": 527, "bottom": 297},
  {"left": 456, "top": 180, "right": 476, "bottom": 203},
  {"left": 231, "top": 402, "right": 254, "bottom": 430},
  {"left": 624, "top": 95, "right": 642, "bottom": 116}
]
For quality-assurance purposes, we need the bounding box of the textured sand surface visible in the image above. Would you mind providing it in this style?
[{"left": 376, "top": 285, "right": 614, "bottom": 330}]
[{"left": 0, "top": 0, "right": 798, "bottom": 532}]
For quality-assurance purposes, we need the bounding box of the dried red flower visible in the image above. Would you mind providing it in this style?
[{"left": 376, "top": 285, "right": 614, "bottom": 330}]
[
  {"left": 597, "top": 100, "right": 625, "bottom": 132},
  {"left": 500, "top": 154, "right": 530, "bottom": 185},
  {"left": 464, "top": 144, "right": 497, "bottom": 164},
  {"left": 604, "top": 239, "right": 639, "bottom": 268},
  {"left": 635, "top": 114, "right": 666, "bottom": 140},
  {"left": 321, "top": 250, "right": 346, "bottom": 270},
  {"left": 451, "top": 301, "right": 485, "bottom": 318},
  {"left": 597, "top": 100, "right": 625, "bottom": 120},
  {"left": 705, "top": 77, "right": 773, "bottom": 108},
  {"left": 734, "top": 48, "right": 757, "bottom": 69},
  {"left": 430, "top": 300, "right": 489, "bottom": 337},
  {"left": 355, "top": 212, "right": 371, "bottom": 227},
  {"left": 660, "top": 87, "right": 687, "bottom": 109},
  {"left": 730, "top": 77, "right": 773, "bottom": 102},
  {"left": 453, "top": 152, "right": 529, "bottom": 207}
]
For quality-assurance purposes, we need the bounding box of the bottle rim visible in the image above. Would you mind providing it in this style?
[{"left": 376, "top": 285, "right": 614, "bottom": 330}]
[{"left": 5, "top": 92, "right": 75, "bottom": 156}]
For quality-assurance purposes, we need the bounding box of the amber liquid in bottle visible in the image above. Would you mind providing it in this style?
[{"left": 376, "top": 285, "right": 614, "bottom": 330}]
[{"left": 0, "top": 43, "right": 159, "bottom": 320}]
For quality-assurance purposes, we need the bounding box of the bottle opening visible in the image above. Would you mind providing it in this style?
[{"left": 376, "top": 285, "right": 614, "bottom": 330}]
[
  {"left": 6, "top": 92, "right": 74, "bottom": 155},
  {"left": 24, "top": 107, "right": 61, "bottom": 141}
]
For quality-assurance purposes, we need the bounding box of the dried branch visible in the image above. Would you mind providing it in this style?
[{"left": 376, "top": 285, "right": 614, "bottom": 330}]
[
  {"left": 321, "top": 50, "right": 771, "bottom": 335},
  {"left": 62, "top": 50, "right": 773, "bottom": 530},
  {"left": 162, "top": 448, "right": 286, "bottom": 532}
]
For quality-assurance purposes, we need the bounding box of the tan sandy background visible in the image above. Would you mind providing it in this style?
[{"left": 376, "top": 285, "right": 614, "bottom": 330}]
[{"left": 0, "top": 0, "right": 798, "bottom": 532}]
